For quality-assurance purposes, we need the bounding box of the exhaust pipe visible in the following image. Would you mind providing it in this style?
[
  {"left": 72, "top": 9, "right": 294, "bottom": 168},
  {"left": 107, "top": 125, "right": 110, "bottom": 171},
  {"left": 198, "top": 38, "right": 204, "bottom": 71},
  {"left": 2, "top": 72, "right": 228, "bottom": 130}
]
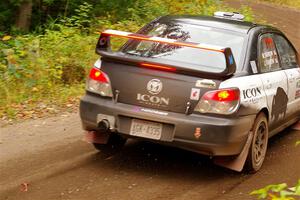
[
  {"left": 85, "top": 118, "right": 113, "bottom": 144},
  {"left": 98, "top": 119, "right": 110, "bottom": 132}
]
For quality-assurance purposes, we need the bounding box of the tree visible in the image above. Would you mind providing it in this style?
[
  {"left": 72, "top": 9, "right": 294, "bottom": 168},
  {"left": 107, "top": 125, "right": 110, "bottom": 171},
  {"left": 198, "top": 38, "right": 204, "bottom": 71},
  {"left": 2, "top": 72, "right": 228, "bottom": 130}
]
[{"left": 15, "top": 0, "right": 33, "bottom": 31}]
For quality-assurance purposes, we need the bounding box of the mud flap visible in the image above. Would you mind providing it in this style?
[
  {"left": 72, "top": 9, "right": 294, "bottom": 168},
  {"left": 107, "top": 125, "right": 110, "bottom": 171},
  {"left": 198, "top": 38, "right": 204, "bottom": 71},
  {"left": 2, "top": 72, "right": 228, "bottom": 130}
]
[
  {"left": 291, "top": 120, "right": 300, "bottom": 131},
  {"left": 214, "top": 131, "right": 253, "bottom": 172},
  {"left": 85, "top": 131, "right": 110, "bottom": 144}
]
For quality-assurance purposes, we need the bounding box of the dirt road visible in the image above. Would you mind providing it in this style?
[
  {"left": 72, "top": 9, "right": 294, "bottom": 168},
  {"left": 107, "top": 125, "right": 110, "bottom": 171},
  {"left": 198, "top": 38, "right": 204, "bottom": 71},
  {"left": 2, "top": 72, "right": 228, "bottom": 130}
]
[
  {"left": 1, "top": 1, "right": 300, "bottom": 200},
  {"left": 0, "top": 113, "right": 299, "bottom": 200}
]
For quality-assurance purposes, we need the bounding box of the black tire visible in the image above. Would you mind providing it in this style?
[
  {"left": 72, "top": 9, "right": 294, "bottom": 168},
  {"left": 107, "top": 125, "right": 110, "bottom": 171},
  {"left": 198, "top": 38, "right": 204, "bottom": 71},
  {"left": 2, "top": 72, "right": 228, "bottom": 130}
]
[
  {"left": 246, "top": 113, "right": 269, "bottom": 173},
  {"left": 93, "top": 133, "right": 127, "bottom": 156}
]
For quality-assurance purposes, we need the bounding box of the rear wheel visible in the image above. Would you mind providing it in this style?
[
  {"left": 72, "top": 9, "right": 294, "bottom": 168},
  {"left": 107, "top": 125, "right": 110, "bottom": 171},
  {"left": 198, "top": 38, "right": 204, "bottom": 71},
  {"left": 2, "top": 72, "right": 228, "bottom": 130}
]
[
  {"left": 246, "top": 113, "right": 269, "bottom": 173},
  {"left": 93, "top": 133, "right": 127, "bottom": 155}
]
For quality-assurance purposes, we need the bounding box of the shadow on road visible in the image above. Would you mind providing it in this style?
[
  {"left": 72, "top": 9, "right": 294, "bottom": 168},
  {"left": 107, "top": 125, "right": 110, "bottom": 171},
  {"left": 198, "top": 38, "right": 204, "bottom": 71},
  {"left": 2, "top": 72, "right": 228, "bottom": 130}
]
[{"left": 89, "top": 126, "right": 297, "bottom": 176}]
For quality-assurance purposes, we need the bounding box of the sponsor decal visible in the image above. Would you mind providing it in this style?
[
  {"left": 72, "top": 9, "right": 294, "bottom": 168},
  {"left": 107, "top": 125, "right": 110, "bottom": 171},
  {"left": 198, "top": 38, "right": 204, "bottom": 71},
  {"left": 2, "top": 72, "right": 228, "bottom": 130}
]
[
  {"left": 250, "top": 60, "right": 258, "bottom": 74},
  {"left": 262, "top": 50, "right": 279, "bottom": 66},
  {"left": 261, "top": 37, "right": 278, "bottom": 67},
  {"left": 242, "top": 87, "right": 263, "bottom": 104},
  {"left": 137, "top": 79, "right": 169, "bottom": 106},
  {"left": 195, "top": 79, "right": 216, "bottom": 89},
  {"left": 271, "top": 87, "right": 288, "bottom": 122},
  {"left": 194, "top": 127, "right": 202, "bottom": 139},
  {"left": 242, "top": 87, "right": 262, "bottom": 99},
  {"left": 140, "top": 108, "right": 168, "bottom": 116},
  {"left": 147, "top": 79, "right": 163, "bottom": 95},
  {"left": 190, "top": 88, "right": 200, "bottom": 101},
  {"left": 137, "top": 94, "right": 169, "bottom": 106},
  {"left": 262, "top": 50, "right": 277, "bottom": 59}
]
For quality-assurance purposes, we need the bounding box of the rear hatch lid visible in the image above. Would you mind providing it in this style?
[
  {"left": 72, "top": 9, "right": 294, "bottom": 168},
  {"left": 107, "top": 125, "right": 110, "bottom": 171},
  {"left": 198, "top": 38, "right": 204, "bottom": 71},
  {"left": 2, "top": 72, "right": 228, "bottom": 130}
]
[{"left": 101, "top": 60, "right": 221, "bottom": 114}]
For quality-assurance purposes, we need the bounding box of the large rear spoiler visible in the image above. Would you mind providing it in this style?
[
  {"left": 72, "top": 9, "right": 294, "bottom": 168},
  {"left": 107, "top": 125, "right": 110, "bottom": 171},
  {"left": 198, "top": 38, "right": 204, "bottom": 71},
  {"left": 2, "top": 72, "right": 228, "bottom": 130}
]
[{"left": 96, "top": 29, "right": 237, "bottom": 77}]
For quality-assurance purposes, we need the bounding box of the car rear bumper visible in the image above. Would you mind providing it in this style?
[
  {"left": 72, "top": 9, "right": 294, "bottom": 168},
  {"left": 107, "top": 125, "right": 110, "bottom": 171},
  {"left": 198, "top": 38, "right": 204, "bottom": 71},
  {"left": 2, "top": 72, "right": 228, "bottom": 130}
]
[{"left": 80, "top": 93, "right": 256, "bottom": 156}]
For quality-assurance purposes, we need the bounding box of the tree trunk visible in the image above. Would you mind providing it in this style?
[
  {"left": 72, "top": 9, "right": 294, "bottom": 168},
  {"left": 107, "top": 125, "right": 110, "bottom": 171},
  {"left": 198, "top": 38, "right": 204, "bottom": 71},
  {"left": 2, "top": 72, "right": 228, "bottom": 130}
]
[{"left": 15, "top": 0, "right": 33, "bottom": 32}]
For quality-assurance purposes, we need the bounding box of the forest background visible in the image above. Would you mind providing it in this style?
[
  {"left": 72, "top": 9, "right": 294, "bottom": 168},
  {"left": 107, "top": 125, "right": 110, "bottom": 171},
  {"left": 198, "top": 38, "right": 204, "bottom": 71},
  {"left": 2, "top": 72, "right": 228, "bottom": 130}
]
[{"left": 0, "top": 0, "right": 252, "bottom": 120}]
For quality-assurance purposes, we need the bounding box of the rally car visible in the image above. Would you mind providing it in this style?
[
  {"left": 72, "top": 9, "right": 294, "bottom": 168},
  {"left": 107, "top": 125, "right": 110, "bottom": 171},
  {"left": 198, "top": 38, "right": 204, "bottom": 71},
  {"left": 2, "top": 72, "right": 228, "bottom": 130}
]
[{"left": 80, "top": 12, "right": 300, "bottom": 172}]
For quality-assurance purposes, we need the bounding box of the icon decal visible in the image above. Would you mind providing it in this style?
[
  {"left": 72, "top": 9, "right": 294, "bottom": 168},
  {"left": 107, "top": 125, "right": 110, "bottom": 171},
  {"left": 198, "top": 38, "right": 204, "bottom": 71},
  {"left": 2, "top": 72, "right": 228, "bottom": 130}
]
[{"left": 147, "top": 79, "right": 163, "bottom": 95}]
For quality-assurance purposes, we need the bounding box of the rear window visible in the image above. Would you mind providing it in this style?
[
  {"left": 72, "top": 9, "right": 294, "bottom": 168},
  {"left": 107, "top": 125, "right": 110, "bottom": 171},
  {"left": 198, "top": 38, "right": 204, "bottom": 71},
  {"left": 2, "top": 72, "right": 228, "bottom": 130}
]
[{"left": 122, "top": 21, "right": 246, "bottom": 73}]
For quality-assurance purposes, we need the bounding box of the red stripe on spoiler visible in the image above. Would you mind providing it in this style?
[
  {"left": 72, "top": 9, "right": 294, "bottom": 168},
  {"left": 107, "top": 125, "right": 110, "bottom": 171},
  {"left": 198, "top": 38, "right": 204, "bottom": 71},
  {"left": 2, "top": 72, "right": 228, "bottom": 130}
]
[{"left": 101, "top": 29, "right": 225, "bottom": 53}]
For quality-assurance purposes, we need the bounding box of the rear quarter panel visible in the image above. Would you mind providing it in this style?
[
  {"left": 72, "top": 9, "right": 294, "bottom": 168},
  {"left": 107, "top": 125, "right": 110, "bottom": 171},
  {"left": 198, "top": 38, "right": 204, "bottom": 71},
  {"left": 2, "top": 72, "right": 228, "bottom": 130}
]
[{"left": 219, "top": 75, "right": 268, "bottom": 117}]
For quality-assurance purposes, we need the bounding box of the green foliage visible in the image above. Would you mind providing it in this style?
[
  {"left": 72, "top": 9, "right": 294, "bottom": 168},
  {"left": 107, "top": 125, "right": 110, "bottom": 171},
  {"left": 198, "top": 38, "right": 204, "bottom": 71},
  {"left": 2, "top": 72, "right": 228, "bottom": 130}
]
[
  {"left": 0, "top": 1, "right": 17, "bottom": 31},
  {"left": 0, "top": 21, "right": 97, "bottom": 118},
  {"left": 251, "top": 141, "right": 300, "bottom": 200},
  {"left": 60, "top": 2, "right": 94, "bottom": 31},
  {"left": 251, "top": 180, "right": 300, "bottom": 200}
]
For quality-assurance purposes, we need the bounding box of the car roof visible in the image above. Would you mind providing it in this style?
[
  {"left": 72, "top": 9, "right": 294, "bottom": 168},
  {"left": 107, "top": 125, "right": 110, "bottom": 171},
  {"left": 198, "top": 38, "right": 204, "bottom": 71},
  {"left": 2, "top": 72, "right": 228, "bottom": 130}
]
[{"left": 158, "top": 15, "right": 266, "bottom": 34}]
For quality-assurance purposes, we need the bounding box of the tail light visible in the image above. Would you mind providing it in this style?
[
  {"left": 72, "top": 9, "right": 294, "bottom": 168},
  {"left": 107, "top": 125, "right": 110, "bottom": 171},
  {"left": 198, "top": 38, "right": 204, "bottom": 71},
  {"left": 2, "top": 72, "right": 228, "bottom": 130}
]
[
  {"left": 86, "top": 67, "right": 113, "bottom": 97},
  {"left": 194, "top": 88, "right": 240, "bottom": 115}
]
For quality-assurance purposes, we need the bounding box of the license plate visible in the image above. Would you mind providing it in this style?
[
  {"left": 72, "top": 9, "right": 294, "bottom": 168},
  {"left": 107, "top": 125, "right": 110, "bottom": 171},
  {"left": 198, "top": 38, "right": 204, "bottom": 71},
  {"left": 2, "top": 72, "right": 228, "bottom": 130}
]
[{"left": 130, "top": 119, "right": 162, "bottom": 140}]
